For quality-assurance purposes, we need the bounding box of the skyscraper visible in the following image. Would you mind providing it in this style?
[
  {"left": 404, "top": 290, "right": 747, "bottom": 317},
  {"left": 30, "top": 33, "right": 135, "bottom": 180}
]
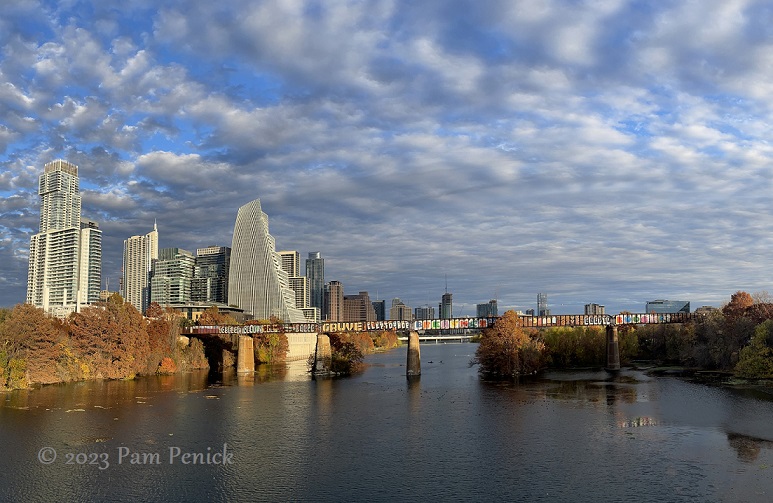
[
  {"left": 192, "top": 246, "right": 231, "bottom": 304},
  {"left": 325, "top": 280, "right": 344, "bottom": 321},
  {"left": 306, "top": 251, "right": 325, "bottom": 314},
  {"left": 537, "top": 293, "right": 549, "bottom": 316},
  {"left": 228, "top": 199, "right": 305, "bottom": 323},
  {"left": 440, "top": 292, "right": 453, "bottom": 319},
  {"left": 279, "top": 250, "right": 308, "bottom": 310},
  {"left": 27, "top": 160, "right": 101, "bottom": 316},
  {"left": 476, "top": 300, "right": 498, "bottom": 317},
  {"left": 122, "top": 223, "right": 158, "bottom": 313}
]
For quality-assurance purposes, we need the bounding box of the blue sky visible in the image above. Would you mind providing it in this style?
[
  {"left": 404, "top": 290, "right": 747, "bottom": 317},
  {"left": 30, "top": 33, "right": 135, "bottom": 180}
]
[{"left": 3, "top": 0, "right": 773, "bottom": 315}]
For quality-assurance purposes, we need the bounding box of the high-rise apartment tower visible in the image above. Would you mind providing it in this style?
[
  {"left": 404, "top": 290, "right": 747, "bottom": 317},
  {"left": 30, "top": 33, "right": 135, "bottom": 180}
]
[
  {"left": 122, "top": 223, "right": 158, "bottom": 313},
  {"left": 27, "top": 160, "right": 102, "bottom": 316}
]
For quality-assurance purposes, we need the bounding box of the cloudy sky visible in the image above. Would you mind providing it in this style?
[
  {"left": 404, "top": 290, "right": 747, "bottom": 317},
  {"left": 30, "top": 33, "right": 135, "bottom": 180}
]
[{"left": 2, "top": 0, "right": 773, "bottom": 315}]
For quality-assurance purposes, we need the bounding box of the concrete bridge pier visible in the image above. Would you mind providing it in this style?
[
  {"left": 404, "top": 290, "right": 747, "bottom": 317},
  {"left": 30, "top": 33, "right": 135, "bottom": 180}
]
[
  {"left": 605, "top": 324, "right": 621, "bottom": 371},
  {"left": 236, "top": 335, "right": 255, "bottom": 374},
  {"left": 313, "top": 334, "right": 332, "bottom": 374},
  {"left": 406, "top": 331, "right": 421, "bottom": 378}
]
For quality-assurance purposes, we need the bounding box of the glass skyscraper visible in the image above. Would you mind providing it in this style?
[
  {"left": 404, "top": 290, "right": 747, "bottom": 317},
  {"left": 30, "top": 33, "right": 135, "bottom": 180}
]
[
  {"left": 27, "top": 160, "right": 101, "bottom": 316},
  {"left": 306, "top": 251, "right": 325, "bottom": 314},
  {"left": 228, "top": 199, "right": 305, "bottom": 323},
  {"left": 192, "top": 246, "right": 231, "bottom": 304}
]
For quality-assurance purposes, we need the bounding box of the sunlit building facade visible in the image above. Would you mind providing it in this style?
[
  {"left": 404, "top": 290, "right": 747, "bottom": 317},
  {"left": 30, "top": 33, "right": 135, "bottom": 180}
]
[
  {"left": 122, "top": 223, "right": 158, "bottom": 314},
  {"left": 27, "top": 160, "right": 102, "bottom": 316},
  {"left": 150, "top": 248, "right": 195, "bottom": 306},
  {"left": 228, "top": 199, "right": 305, "bottom": 323}
]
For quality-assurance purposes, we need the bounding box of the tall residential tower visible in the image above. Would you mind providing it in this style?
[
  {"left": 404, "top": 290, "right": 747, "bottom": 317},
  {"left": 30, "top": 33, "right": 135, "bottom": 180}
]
[
  {"left": 122, "top": 223, "right": 158, "bottom": 313},
  {"left": 27, "top": 160, "right": 102, "bottom": 316},
  {"left": 228, "top": 199, "right": 305, "bottom": 323}
]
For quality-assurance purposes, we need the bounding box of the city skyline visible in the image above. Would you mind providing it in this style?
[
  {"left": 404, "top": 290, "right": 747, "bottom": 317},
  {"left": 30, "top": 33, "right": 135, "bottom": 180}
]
[{"left": 3, "top": 2, "right": 773, "bottom": 314}]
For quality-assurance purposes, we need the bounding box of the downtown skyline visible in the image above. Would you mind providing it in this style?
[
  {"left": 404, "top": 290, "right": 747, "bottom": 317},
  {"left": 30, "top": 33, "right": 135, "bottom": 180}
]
[{"left": 3, "top": 1, "right": 773, "bottom": 314}]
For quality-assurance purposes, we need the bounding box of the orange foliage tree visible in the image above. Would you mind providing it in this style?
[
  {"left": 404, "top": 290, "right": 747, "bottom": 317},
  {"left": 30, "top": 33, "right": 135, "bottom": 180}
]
[
  {"left": 0, "top": 303, "right": 66, "bottom": 385},
  {"left": 68, "top": 295, "right": 150, "bottom": 379},
  {"left": 472, "top": 310, "right": 546, "bottom": 377}
]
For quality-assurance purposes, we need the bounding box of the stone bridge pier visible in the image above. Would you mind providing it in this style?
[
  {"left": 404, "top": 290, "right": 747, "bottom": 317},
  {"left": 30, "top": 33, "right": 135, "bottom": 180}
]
[{"left": 605, "top": 324, "right": 620, "bottom": 371}]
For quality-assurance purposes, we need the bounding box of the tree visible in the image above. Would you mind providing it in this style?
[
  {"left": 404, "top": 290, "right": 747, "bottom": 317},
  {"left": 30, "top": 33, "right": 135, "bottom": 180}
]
[
  {"left": 472, "top": 310, "right": 545, "bottom": 377},
  {"left": 0, "top": 304, "right": 65, "bottom": 385},
  {"left": 735, "top": 319, "right": 773, "bottom": 378},
  {"left": 723, "top": 291, "right": 754, "bottom": 319}
]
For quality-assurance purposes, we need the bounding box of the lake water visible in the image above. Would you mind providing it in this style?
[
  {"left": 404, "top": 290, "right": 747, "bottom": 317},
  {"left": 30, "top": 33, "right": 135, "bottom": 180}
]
[{"left": 2, "top": 343, "right": 773, "bottom": 502}]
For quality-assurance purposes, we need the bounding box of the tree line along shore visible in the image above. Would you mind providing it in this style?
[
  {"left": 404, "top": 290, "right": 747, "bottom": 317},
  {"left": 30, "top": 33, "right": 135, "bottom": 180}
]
[{"left": 3, "top": 290, "right": 773, "bottom": 390}]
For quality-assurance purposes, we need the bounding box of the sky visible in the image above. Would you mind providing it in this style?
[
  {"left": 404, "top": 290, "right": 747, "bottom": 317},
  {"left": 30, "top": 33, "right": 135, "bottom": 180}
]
[{"left": 2, "top": 0, "right": 773, "bottom": 316}]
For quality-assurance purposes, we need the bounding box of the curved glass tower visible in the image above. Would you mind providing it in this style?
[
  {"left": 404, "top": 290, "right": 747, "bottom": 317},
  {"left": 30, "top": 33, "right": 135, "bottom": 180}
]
[{"left": 228, "top": 199, "right": 305, "bottom": 323}]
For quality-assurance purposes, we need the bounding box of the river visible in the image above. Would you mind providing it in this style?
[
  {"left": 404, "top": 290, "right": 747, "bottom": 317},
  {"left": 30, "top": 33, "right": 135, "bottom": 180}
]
[{"left": 2, "top": 344, "right": 772, "bottom": 502}]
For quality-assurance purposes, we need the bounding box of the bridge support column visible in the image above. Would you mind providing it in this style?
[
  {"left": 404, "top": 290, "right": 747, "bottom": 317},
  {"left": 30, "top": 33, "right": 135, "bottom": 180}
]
[
  {"left": 605, "top": 325, "right": 620, "bottom": 371},
  {"left": 236, "top": 335, "right": 255, "bottom": 374},
  {"left": 406, "top": 331, "right": 421, "bottom": 378},
  {"left": 314, "top": 334, "right": 332, "bottom": 374}
]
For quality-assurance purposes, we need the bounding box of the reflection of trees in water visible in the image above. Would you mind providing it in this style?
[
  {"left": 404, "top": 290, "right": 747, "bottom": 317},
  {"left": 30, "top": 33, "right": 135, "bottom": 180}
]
[
  {"left": 543, "top": 380, "right": 638, "bottom": 405},
  {"left": 727, "top": 433, "right": 773, "bottom": 463}
]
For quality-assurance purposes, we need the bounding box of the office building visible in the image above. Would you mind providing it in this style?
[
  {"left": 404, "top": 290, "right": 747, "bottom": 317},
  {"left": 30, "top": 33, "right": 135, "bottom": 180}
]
[
  {"left": 584, "top": 303, "right": 605, "bottom": 315},
  {"left": 325, "top": 280, "right": 344, "bottom": 321},
  {"left": 150, "top": 248, "right": 195, "bottom": 306},
  {"left": 440, "top": 292, "right": 453, "bottom": 319},
  {"left": 191, "top": 246, "right": 231, "bottom": 304},
  {"left": 228, "top": 199, "right": 305, "bottom": 322},
  {"left": 390, "top": 298, "right": 412, "bottom": 321},
  {"left": 122, "top": 222, "right": 158, "bottom": 314},
  {"left": 279, "top": 250, "right": 308, "bottom": 310},
  {"left": 372, "top": 300, "right": 386, "bottom": 321},
  {"left": 306, "top": 252, "right": 325, "bottom": 314},
  {"left": 538, "top": 293, "right": 549, "bottom": 316},
  {"left": 476, "top": 300, "right": 498, "bottom": 317},
  {"left": 343, "top": 291, "right": 377, "bottom": 322},
  {"left": 415, "top": 305, "right": 435, "bottom": 320},
  {"left": 646, "top": 300, "right": 690, "bottom": 314},
  {"left": 27, "top": 160, "right": 101, "bottom": 316}
]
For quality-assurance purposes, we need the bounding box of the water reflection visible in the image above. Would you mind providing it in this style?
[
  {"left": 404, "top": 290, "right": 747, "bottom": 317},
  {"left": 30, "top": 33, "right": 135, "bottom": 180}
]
[{"left": 727, "top": 432, "right": 773, "bottom": 463}]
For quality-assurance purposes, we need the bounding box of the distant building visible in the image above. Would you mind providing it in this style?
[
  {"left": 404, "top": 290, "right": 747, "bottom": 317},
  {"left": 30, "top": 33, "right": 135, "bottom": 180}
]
[
  {"left": 525, "top": 309, "right": 535, "bottom": 316},
  {"left": 306, "top": 252, "right": 325, "bottom": 315},
  {"left": 191, "top": 246, "right": 231, "bottom": 305},
  {"left": 372, "top": 300, "right": 386, "bottom": 321},
  {"left": 172, "top": 303, "right": 249, "bottom": 324},
  {"left": 584, "top": 303, "right": 605, "bottom": 315},
  {"left": 694, "top": 305, "right": 719, "bottom": 316},
  {"left": 476, "top": 300, "right": 498, "bottom": 317},
  {"left": 150, "top": 248, "right": 195, "bottom": 306},
  {"left": 343, "top": 291, "right": 377, "bottom": 322},
  {"left": 324, "top": 280, "right": 344, "bottom": 321},
  {"left": 646, "top": 299, "right": 690, "bottom": 314},
  {"left": 122, "top": 222, "right": 158, "bottom": 314},
  {"left": 537, "top": 293, "right": 549, "bottom": 316},
  {"left": 227, "top": 199, "right": 305, "bottom": 322},
  {"left": 301, "top": 307, "right": 320, "bottom": 322},
  {"left": 279, "top": 251, "right": 308, "bottom": 310},
  {"left": 390, "top": 298, "right": 412, "bottom": 321},
  {"left": 27, "top": 160, "right": 102, "bottom": 316},
  {"left": 415, "top": 305, "right": 435, "bottom": 320},
  {"left": 78, "top": 218, "right": 102, "bottom": 306},
  {"left": 440, "top": 292, "right": 453, "bottom": 319}
]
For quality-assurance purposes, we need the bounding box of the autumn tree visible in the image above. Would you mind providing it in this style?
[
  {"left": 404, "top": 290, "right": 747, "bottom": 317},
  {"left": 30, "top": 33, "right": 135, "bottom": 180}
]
[
  {"left": 723, "top": 291, "right": 754, "bottom": 319},
  {"left": 198, "top": 305, "right": 238, "bottom": 326},
  {"left": 68, "top": 295, "right": 150, "bottom": 379},
  {"left": 0, "top": 304, "right": 66, "bottom": 385},
  {"left": 472, "top": 310, "right": 545, "bottom": 377}
]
